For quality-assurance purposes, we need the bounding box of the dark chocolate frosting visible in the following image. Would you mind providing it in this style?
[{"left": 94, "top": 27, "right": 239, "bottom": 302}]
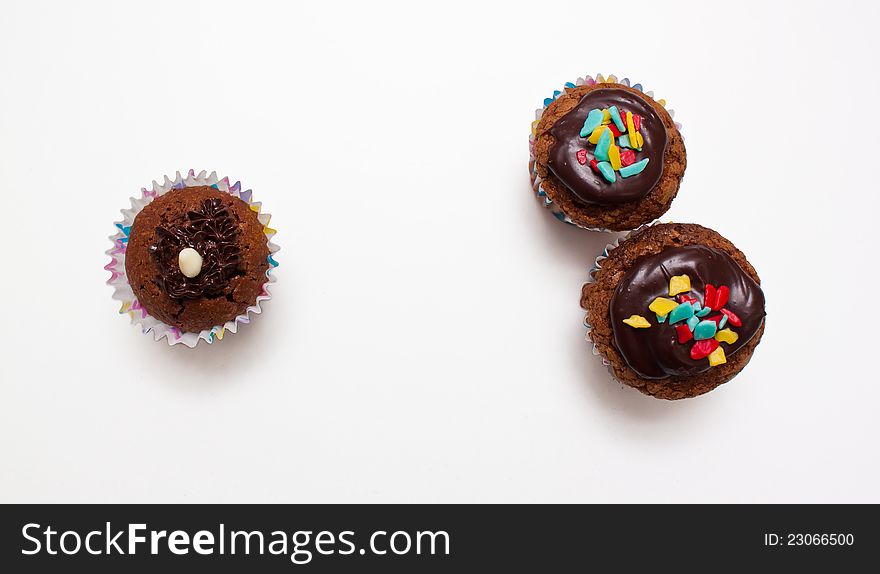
[
  {"left": 609, "top": 245, "right": 765, "bottom": 379},
  {"left": 150, "top": 198, "right": 242, "bottom": 299},
  {"left": 548, "top": 88, "right": 667, "bottom": 205}
]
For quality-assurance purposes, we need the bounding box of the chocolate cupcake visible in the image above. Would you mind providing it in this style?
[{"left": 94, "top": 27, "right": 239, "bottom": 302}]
[
  {"left": 581, "top": 223, "right": 765, "bottom": 399},
  {"left": 530, "top": 74, "right": 686, "bottom": 231},
  {"left": 106, "top": 170, "right": 279, "bottom": 347}
]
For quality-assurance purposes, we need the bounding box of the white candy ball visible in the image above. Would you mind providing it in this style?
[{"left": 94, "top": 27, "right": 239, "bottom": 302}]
[{"left": 178, "top": 247, "right": 203, "bottom": 278}]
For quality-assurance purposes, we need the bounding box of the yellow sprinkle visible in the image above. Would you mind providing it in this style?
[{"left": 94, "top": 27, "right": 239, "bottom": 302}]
[
  {"left": 623, "top": 315, "right": 651, "bottom": 328},
  {"left": 635, "top": 132, "right": 644, "bottom": 149},
  {"left": 601, "top": 109, "right": 612, "bottom": 124},
  {"left": 607, "top": 74, "right": 618, "bottom": 83},
  {"left": 531, "top": 120, "right": 539, "bottom": 135},
  {"left": 596, "top": 73, "right": 606, "bottom": 83},
  {"left": 215, "top": 327, "right": 225, "bottom": 340},
  {"left": 648, "top": 297, "right": 678, "bottom": 316},
  {"left": 626, "top": 111, "right": 637, "bottom": 145},
  {"left": 588, "top": 125, "right": 610, "bottom": 144},
  {"left": 715, "top": 329, "right": 739, "bottom": 345},
  {"left": 668, "top": 274, "right": 691, "bottom": 296},
  {"left": 609, "top": 144, "right": 621, "bottom": 170},
  {"left": 708, "top": 346, "right": 727, "bottom": 366},
  {"left": 657, "top": 98, "right": 666, "bottom": 107}
]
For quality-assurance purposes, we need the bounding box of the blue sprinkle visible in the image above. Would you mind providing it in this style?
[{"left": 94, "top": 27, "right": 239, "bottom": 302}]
[
  {"left": 696, "top": 306, "right": 712, "bottom": 318},
  {"left": 693, "top": 320, "right": 718, "bottom": 340},
  {"left": 210, "top": 183, "right": 219, "bottom": 189},
  {"left": 553, "top": 90, "right": 561, "bottom": 98},
  {"left": 719, "top": 315, "right": 728, "bottom": 329},
  {"left": 633, "top": 83, "right": 643, "bottom": 91},
  {"left": 267, "top": 254, "right": 279, "bottom": 267},
  {"left": 656, "top": 313, "right": 667, "bottom": 323},
  {"left": 564, "top": 82, "right": 576, "bottom": 89},
  {"left": 597, "top": 161, "right": 616, "bottom": 183},
  {"left": 618, "top": 134, "right": 632, "bottom": 148},
  {"left": 609, "top": 105, "right": 626, "bottom": 132},
  {"left": 687, "top": 316, "right": 700, "bottom": 332},
  {"left": 554, "top": 211, "right": 567, "bottom": 221},
  {"left": 595, "top": 129, "right": 613, "bottom": 161},
  {"left": 668, "top": 302, "right": 694, "bottom": 324},
  {"left": 544, "top": 97, "right": 554, "bottom": 107},
  {"left": 620, "top": 158, "right": 650, "bottom": 178}
]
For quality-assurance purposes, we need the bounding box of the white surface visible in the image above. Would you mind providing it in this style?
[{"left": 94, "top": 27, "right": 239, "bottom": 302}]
[{"left": 1, "top": 0, "right": 878, "bottom": 503}]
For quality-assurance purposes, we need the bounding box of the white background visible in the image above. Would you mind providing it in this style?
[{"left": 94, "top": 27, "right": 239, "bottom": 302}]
[{"left": 1, "top": 0, "right": 878, "bottom": 503}]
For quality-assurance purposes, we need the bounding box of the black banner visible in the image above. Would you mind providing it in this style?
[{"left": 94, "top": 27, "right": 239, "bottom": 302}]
[{"left": 1, "top": 504, "right": 876, "bottom": 571}]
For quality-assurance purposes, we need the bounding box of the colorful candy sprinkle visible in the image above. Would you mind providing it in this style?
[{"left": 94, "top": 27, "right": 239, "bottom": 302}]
[
  {"left": 687, "top": 315, "right": 699, "bottom": 331},
  {"left": 622, "top": 315, "right": 651, "bottom": 328},
  {"left": 715, "top": 286, "right": 730, "bottom": 309},
  {"left": 607, "top": 123, "right": 623, "bottom": 137},
  {"left": 597, "top": 161, "right": 616, "bottom": 183},
  {"left": 677, "top": 294, "right": 698, "bottom": 304},
  {"left": 718, "top": 315, "right": 728, "bottom": 329},
  {"left": 619, "top": 158, "right": 649, "bottom": 178},
  {"left": 580, "top": 109, "right": 604, "bottom": 137},
  {"left": 676, "top": 323, "right": 693, "bottom": 343},
  {"left": 668, "top": 274, "right": 691, "bottom": 296},
  {"left": 609, "top": 105, "right": 626, "bottom": 132},
  {"left": 601, "top": 108, "right": 612, "bottom": 124},
  {"left": 704, "top": 284, "right": 717, "bottom": 309},
  {"left": 693, "top": 320, "right": 718, "bottom": 341},
  {"left": 656, "top": 313, "right": 667, "bottom": 323},
  {"left": 595, "top": 129, "right": 613, "bottom": 161},
  {"left": 690, "top": 339, "right": 719, "bottom": 360},
  {"left": 618, "top": 134, "right": 632, "bottom": 148},
  {"left": 719, "top": 308, "right": 742, "bottom": 327},
  {"left": 588, "top": 125, "right": 609, "bottom": 144},
  {"left": 633, "top": 132, "right": 644, "bottom": 150},
  {"left": 576, "top": 149, "right": 588, "bottom": 165},
  {"left": 619, "top": 148, "right": 636, "bottom": 166},
  {"left": 695, "top": 306, "right": 712, "bottom": 318},
  {"left": 707, "top": 346, "right": 727, "bottom": 366},
  {"left": 626, "top": 111, "right": 637, "bottom": 145},
  {"left": 714, "top": 328, "right": 739, "bottom": 344},
  {"left": 648, "top": 297, "right": 679, "bottom": 316},
  {"left": 589, "top": 158, "right": 600, "bottom": 173},
  {"left": 609, "top": 144, "right": 622, "bottom": 170},
  {"left": 668, "top": 301, "right": 695, "bottom": 324}
]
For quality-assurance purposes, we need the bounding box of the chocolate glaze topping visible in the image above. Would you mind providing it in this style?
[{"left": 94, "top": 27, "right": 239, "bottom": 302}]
[
  {"left": 548, "top": 88, "right": 667, "bottom": 206},
  {"left": 610, "top": 245, "right": 765, "bottom": 379},
  {"left": 150, "top": 198, "right": 242, "bottom": 299}
]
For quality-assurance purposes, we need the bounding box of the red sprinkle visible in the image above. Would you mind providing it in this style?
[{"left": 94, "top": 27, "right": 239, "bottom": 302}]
[
  {"left": 715, "top": 285, "right": 730, "bottom": 309},
  {"left": 619, "top": 149, "right": 636, "bottom": 167},
  {"left": 677, "top": 294, "right": 697, "bottom": 304},
  {"left": 719, "top": 308, "right": 742, "bottom": 327},
  {"left": 690, "top": 339, "right": 719, "bottom": 360},
  {"left": 705, "top": 314, "right": 724, "bottom": 326},
  {"left": 576, "top": 149, "right": 588, "bottom": 165},
  {"left": 704, "top": 284, "right": 717, "bottom": 309},
  {"left": 608, "top": 123, "right": 623, "bottom": 137},
  {"left": 633, "top": 114, "right": 641, "bottom": 132},
  {"left": 676, "top": 324, "right": 694, "bottom": 343},
  {"left": 589, "top": 159, "right": 600, "bottom": 173}
]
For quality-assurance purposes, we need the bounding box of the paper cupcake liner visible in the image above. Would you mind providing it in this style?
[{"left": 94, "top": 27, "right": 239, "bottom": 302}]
[
  {"left": 582, "top": 221, "right": 658, "bottom": 381},
  {"left": 105, "top": 170, "right": 280, "bottom": 348},
  {"left": 528, "top": 73, "right": 682, "bottom": 232}
]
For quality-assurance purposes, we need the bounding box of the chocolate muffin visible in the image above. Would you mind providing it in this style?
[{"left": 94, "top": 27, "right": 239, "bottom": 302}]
[
  {"left": 581, "top": 224, "right": 766, "bottom": 399},
  {"left": 533, "top": 82, "right": 686, "bottom": 230},
  {"left": 124, "top": 185, "right": 271, "bottom": 333}
]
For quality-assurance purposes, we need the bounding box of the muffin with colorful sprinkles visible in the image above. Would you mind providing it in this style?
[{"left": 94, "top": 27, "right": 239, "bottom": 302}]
[
  {"left": 106, "top": 170, "right": 279, "bottom": 347},
  {"left": 581, "top": 223, "right": 765, "bottom": 399},
  {"left": 530, "top": 75, "right": 686, "bottom": 231}
]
